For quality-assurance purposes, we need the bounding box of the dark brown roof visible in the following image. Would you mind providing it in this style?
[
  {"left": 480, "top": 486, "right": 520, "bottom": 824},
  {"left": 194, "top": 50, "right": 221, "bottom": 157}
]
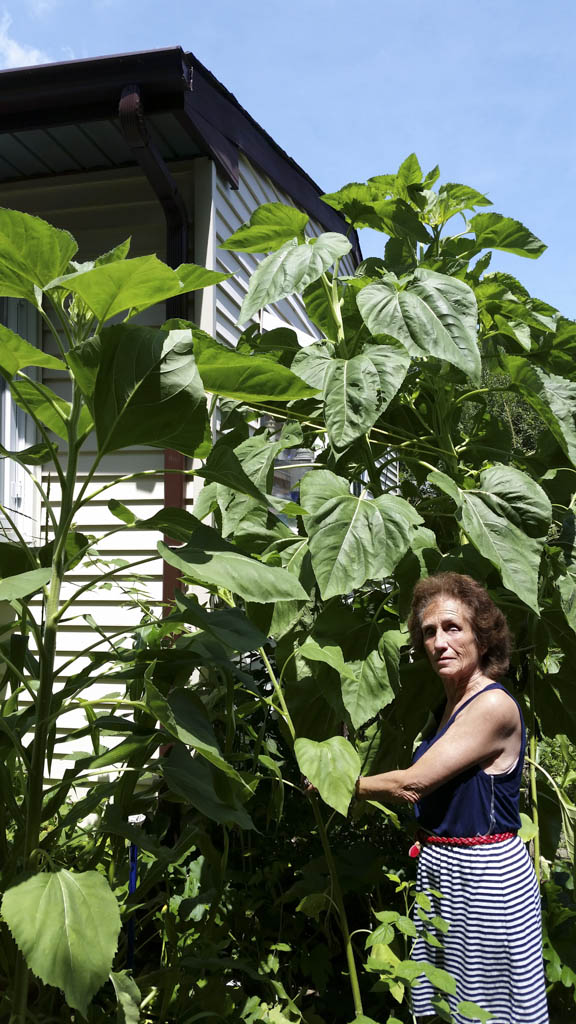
[{"left": 0, "top": 46, "right": 360, "bottom": 258}]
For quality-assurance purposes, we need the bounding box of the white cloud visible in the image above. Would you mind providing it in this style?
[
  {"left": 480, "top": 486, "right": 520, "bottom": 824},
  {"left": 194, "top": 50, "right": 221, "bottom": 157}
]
[
  {"left": 29, "top": 0, "right": 60, "bottom": 15},
  {"left": 0, "top": 11, "right": 48, "bottom": 69}
]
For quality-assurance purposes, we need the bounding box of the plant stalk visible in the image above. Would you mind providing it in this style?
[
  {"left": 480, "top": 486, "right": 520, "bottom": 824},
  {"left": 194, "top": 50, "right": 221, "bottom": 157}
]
[
  {"left": 12, "top": 387, "right": 83, "bottom": 1021},
  {"left": 259, "top": 642, "right": 362, "bottom": 1015},
  {"left": 310, "top": 797, "right": 364, "bottom": 1018}
]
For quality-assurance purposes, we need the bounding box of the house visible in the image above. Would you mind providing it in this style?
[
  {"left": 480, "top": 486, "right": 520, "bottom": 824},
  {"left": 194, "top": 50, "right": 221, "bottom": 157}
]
[{"left": 0, "top": 46, "right": 359, "bottom": 772}]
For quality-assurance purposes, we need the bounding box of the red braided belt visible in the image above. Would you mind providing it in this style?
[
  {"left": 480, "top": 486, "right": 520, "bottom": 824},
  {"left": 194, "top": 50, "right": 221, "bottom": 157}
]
[{"left": 409, "top": 830, "right": 516, "bottom": 858}]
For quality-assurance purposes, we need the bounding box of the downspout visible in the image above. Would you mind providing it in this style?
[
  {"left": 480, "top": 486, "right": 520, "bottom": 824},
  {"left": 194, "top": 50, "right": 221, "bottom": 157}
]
[{"left": 118, "top": 83, "right": 188, "bottom": 609}]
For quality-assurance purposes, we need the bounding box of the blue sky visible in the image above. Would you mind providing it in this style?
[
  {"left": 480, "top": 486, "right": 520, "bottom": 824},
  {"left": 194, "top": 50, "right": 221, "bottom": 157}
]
[{"left": 1, "top": 0, "right": 575, "bottom": 315}]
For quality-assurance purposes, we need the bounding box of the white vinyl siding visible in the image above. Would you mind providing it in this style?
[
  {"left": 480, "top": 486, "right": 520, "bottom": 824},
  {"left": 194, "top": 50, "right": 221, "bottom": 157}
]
[
  {"left": 208, "top": 153, "right": 355, "bottom": 346},
  {"left": 0, "top": 298, "right": 42, "bottom": 544},
  {"left": 0, "top": 166, "right": 189, "bottom": 775}
]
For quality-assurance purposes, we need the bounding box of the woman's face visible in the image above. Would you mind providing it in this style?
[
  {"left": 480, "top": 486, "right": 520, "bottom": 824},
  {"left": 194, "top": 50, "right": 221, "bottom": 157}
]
[{"left": 420, "top": 595, "right": 482, "bottom": 685}]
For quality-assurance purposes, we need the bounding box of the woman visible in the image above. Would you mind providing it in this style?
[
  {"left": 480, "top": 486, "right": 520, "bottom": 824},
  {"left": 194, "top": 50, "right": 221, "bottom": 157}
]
[{"left": 356, "top": 572, "right": 548, "bottom": 1024}]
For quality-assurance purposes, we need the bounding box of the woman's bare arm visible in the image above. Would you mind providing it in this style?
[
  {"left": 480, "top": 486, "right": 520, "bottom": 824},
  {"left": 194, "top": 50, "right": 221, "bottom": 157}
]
[{"left": 357, "top": 690, "right": 520, "bottom": 805}]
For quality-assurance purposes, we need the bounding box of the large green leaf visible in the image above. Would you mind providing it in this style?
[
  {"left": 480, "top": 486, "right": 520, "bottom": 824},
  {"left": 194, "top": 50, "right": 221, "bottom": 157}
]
[
  {"left": 300, "top": 637, "right": 355, "bottom": 679},
  {"left": 392, "top": 153, "right": 423, "bottom": 198},
  {"left": 163, "top": 743, "right": 254, "bottom": 829},
  {"left": 194, "top": 331, "right": 316, "bottom": 401},
  {"left": 198, "top": 425, "right": 304, "bottom": 538},
  {"left": 361, "top": 340, "right": 411, "bottom": 410},
  {"left": 157, "top": 514, "right": 308, "bottom": 603},
  {"left": 67, "top": 336, "right": 102, "bottom": 399},
  {"left": 504, "top": 356, "right": 576, "bottom": 466},
  {"left": 95, "top": 238, "right": 131, "bottom": 265},
  {"left": 248, "top": 326, "right": 302, "bottom": 366},
  {"left": 430, "top": 466, "right": 550, "bottom": 612},
  {"left": 477, "top": 463, "right": 552, "bottom": 537},
  {"left": 302, "top": 471, "right": 422, "bottom": 598},
  {"left": 171, "top": 593, "right": 267, "bottom": 652},
  {"left": 175, "top": 262, "right": 231, "bottom": 294},
  {"left": 291, "top": 343, "right": 334, "bottom": 391},
  {"left": 10, "top": 378, "right": 92, "bottom": 440},
  {"left": 322, "top": 182, "right": 430, "bottom": 241},
  {"left": 0, "top": 442, "right": 54, "bottom": 465},
  {"left": 1, "top": 869, "right": 121, "bottom": 1015},
  {"left": 357, "top": 268, "right": 480, "bottom": 382},
  {"left": 198, "top": 441, "right": 270, "bottom": 502},
  {"left": 0, "top": 568, "right": 51, "bottom": 600},
  {"left": 220, "top": 202, "right": 309, "bottom": 252},
  {"left": 344, "top": 649, "right": 396, "bottom": 730},
  {"left": 294, "top": 736, "right": 360, "bottom": 816},
  {"left": 265, "top": 536, "right": 313, "bottom": 640},
  {"left": 93, "top": 324, "right": 207, "bottom": 456},
  {"left": 423, "top": 183, "right": 491, "bottom": 227},
  {"left": 300, "top": 639, "right": 395, "bottom": 730},
  {"left": 239, "top": 233, "right": 352, "bottom": 323},
  {"left": 471, "top": 212, "right": 546, "bottom": 259},
  {"left": 47, "top": 256, "right": 229, "bottom": 322},
  {"left": 299, "top": 467, "right": 349, "bottom": 514},
  {"left": 324, "top": 355, "right": 381, "bottom": 450},
  {"left": 0, "top": 208, "right": 77, "bottom": 305},
  {"left": 144, "top": 681, "right": 243, "bottom": 782},
  {"left": 110, "top": 971, "right": 141, "bottom": 1024},
  {"left": 0, "top": 541, "right": 35, "bottom": 578},
  {"left": 0, "top": 325, "right": 64, "bottom": 377}
]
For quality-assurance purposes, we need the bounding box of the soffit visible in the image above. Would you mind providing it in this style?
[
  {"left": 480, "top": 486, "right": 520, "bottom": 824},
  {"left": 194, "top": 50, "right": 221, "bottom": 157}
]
[{"left": 0, "top": 112, "right": 202, "bottom": 183}]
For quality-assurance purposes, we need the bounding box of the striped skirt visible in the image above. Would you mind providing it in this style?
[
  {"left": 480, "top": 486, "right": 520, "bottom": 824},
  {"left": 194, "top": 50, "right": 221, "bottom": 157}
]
[{"left": 410, "top": 836, "right": 549, "bottom": 1024}]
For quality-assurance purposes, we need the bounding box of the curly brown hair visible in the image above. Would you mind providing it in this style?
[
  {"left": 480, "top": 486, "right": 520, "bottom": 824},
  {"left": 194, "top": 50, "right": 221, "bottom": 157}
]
[{"left": 407, "top": 572, "right": 512, "bottom": 680}]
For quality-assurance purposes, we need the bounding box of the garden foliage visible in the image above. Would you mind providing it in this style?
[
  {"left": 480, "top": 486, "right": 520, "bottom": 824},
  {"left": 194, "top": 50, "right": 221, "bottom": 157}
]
[{"left": 0, "top": 156, "right": 574, "bottom": 1022}]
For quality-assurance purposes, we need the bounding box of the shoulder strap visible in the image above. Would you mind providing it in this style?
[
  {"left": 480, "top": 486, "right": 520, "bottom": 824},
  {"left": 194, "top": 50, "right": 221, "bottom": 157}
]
[{"left": 444, "top": 682, "right": 503, "bottom": 731}]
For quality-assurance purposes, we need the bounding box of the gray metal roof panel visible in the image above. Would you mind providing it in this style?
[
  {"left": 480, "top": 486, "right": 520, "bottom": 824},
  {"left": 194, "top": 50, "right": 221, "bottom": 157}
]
[{"left": 46, "top": 125, "right": 115, "bottom": 171}]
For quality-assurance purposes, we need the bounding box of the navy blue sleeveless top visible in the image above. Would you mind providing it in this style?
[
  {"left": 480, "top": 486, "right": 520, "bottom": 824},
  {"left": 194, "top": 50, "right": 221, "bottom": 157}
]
[{"left": 413, "top": 682, "right": 525, "bottom": 838}]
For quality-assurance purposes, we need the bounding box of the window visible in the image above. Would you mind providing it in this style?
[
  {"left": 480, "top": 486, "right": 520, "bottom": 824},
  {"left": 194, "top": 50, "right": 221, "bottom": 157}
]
[{"left": 0, "top": 299, "right": 41, "bottom": 544}]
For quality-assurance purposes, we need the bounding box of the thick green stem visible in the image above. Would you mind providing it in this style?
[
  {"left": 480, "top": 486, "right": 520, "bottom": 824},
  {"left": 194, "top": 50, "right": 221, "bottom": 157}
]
[
  {"left": 12, "top": 386, "right": 82, "bottom": 1021},
  {"left": 310, "top": 797, "right": 364, "bottom": 1018},
  {"left": 259, "top": 642, "right": 362, "bottom": 1015}
]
